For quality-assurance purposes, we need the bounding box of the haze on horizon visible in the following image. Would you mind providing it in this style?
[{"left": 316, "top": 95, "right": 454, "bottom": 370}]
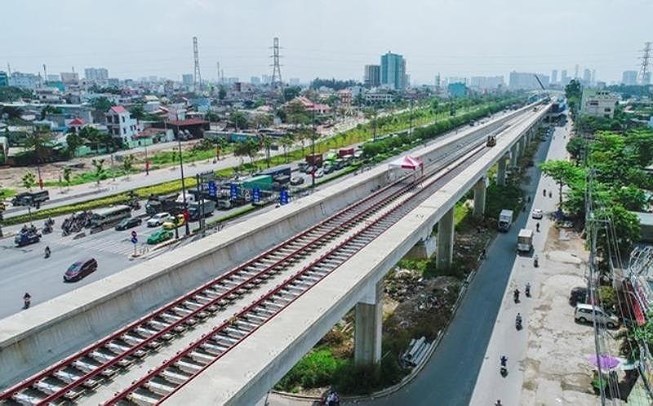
[{"left": 0, "top": 0, "right": 650, "bottom": 85}]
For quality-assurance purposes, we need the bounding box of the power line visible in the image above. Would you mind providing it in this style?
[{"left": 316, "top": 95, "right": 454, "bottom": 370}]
[
  {"left": 193, "top": 36, "right": 202, "bottom": 92},
  {"left": 270, "top": 37, "right": 283, "bottom": 91},
  {"left": 639, "top": 42, "right": 651, "bottom": 85}
]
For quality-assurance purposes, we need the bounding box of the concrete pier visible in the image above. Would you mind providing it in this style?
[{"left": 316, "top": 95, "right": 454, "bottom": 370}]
[
  {"left": 473, "top": 177, "right": 487, "bottom": 217},
  {"left": 436, "top": 207, "right": 455, "bottom": 270},
  {"left": 354, "top": 280, "right": 383, "bottom": 366}
]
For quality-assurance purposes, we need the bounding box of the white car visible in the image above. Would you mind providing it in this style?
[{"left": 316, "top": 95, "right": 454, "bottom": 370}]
[
  {"left": 531, "top": 209, "right": 543, "bottom": 220},
  {"left": 147, "top": 212, "right": 172, "bottom": 227},
  {"left": 315, "top": 168, "right": 324, "bottom": 178}
]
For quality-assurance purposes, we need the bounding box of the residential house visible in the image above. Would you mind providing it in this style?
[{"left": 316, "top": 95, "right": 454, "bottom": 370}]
[
  {"left": 580, "top": 89, "right": 618, "bottom": 119},
  {"left": 105, "top": 106, "right": 140, "bottom": 143}
]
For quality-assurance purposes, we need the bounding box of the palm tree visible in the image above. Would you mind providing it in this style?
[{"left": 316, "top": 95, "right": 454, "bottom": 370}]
[
  {"left": 23, "top": 130, "right": 53, "bottom": 189},
  {"left": 78, "top": 127, "right": 103, "bottom": 154},
  {"left": 280, "top": 134, "right": 294, "bottom": 162},
  {"left": 261, "top": 136, "right": 273, "bottom": 168}
]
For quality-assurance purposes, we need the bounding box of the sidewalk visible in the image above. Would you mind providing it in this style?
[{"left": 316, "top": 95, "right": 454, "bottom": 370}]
[
  {"left": 469, "top": 123, "right": 609, "bottom": 405},
  {"left": 2, "top": 116, "right": 373, "bottom": 219}
]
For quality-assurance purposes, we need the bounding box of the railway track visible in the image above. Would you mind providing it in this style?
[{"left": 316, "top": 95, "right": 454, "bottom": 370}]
[{"left": 0, "top": 108, "right": 538, "bottom": 406}]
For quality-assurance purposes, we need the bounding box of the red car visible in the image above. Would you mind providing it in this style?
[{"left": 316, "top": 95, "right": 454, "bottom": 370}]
[{"left": 64, "top": 258, "right": 98, "bottom": 282}]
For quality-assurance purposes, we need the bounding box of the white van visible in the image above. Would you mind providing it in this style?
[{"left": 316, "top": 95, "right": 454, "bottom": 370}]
[{"left": 574, "top": 304, "right": 619, "bottom": 329}]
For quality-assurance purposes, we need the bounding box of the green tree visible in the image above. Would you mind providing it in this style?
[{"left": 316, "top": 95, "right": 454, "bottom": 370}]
[
  {"left": 129, "top": 104, "right": 145, "bottom": 121},
  {"left": 90, "top": 96, "right": 114, "bottom": 113},
  {"left": 286, "top": 102, "right": 310, "bottom": 126},
  {"left": 22, "top": 172, "right": 36, "bottom": 190},
  {"left": 122, "top": 154, "right": 134, "bottom": 173},
  {"left": 594, "top": 205, "right": 640, "bottom": 264},
  {"left": 78, "top": 126, "right": 104, "bottom": 153},
  {"left": 280, "top": 135, "right": 294, "bottom": 162},
  {"left": 282, "top": 86, "right": 302, "bottom": 102},
  {"left": 613, "top": 185, "right": 647, "bottom": 211},
  {"left": 230, "top": 111, "right": 249, "bottom": 130},
  {"left": 62, "top": 167, "right": 72, "bottom": 188},
  {"left": 566, "top": 136, "right": 586, "bottom": 162},
  {"left": 92, "top": 159, "right": 105, "bottom": 185},
  {"left": 66, "top": 132, "right": 83, "bottom": 157},
  {"left": 244, "top": 139, "right": 260, "bottom": 165},
  {"left": 261, "top": 136, "right": 273, "bottom": 168},
  {"left": 539, "top": 160, "right": 585, "bottom": 207},
  {"left": 218, "top": 86, "right": 227, "bottom": 100},
  {"left": 565, "top": 79, "right": 582, "bottom": 116}
]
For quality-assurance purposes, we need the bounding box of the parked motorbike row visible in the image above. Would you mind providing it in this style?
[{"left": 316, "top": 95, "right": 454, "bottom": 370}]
[{"left": 61, "top": 211, "right": 92, "bottom": 236}]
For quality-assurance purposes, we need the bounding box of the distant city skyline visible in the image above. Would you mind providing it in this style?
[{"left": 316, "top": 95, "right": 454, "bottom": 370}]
[{"left": 1, "top": 0, "right": 651, "bottom": 84}]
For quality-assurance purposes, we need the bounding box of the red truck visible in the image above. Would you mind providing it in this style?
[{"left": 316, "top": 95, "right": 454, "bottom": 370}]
[
  {"left": 305, "top": 153, "right": 323, "bottom": 168},
  {"left": 338, "top": 147, "right": 355, "bottom": 158}
]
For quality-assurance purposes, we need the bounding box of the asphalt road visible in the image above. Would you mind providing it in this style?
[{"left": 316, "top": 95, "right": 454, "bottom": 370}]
[{"left": 354, "top": 120, "right": 563, "bottom": 406}]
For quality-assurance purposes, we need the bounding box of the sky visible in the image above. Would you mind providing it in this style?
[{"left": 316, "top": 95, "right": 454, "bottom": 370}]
[{"left": 0, "top": 0, "right": 651, "bottom": 85}]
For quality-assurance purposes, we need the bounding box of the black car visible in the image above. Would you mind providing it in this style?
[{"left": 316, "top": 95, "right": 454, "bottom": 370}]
[
  {"left": 115, "top": 217, "right": 142, "bottom": 231},
  {"left": 64, "top": 258, "right": 98, "bottom": 282},
  {"left": 569, "top": 286, "right": 588, "bottom": 306}
]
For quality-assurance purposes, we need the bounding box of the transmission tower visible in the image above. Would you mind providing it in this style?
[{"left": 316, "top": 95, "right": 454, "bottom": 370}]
[
  {"left": 270, "top": 37, "right": 283, "bottom": 90},
  {"left": 639, "top": 41, "right": 652, "bottom": 85},
  {"left": 193, "top": 36, "right": 202, "bottom": 92}
]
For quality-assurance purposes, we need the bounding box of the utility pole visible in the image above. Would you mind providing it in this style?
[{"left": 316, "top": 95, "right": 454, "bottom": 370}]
[
  {"left": 178, "top": 138, "right": 190, "bottom": 236},
  {"left": 193, "top": 36, "right": 202, "bottom": 93}
]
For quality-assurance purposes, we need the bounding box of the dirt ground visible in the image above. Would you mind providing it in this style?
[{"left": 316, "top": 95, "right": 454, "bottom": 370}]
[{"left": 521, "top": 226, "right": 622, "bottom": 405}]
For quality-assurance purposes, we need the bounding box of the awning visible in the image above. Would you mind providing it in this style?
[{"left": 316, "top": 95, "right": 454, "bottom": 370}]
[
  {"left": 632, "top": 297, "right": 647, "bottom": 326},
  {"left": 389, "top": 155, "right": 423, "bottom": 171}
]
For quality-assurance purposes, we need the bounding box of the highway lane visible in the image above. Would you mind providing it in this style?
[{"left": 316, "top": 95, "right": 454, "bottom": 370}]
[
  {"left": 354, "top": 119, "right": 557, "bottom": 406},
  {"left": 0, "top": 208, "right": 190, "bottom": 320}
]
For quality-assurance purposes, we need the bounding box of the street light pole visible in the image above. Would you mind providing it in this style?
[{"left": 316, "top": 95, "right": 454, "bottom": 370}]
[
  {"left": 178, "top": 138, "right": 190, "bottom": 236},
  {"left": 144, "top": 144, "right": 149, "bottom": 175}
]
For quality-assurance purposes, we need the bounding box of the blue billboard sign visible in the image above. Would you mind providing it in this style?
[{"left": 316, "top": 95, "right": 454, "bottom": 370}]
[
  {"left": 279, "top": 189, "right": 289, "bottom": 205},
  {"left": 230, "top": 183, "right": 239, "bottom": 200},
  {"left": 252, "top": 187, "right": 260, "bottom": 203},
  {"left": 208, "top": 181, "right": 217, "bottom": 198}
]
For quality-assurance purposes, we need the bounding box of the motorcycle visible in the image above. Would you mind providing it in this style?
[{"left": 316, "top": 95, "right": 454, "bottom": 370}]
[
  {"left": 534, "top": 255, "right": 539, "bottom": 268},
  {"left": 23, "top": 294, "right": 31, "bottom": 310},
  {"left": 516, "top": 314, "right": 523, "bottom": 330},
  {"left": 46, "top": 218, "right": 55, "bottom": 226},
  {"left": 44, "top": 247, "right": 51, "bottom": 259},
  {"left": 42, "top": 223, "right": 52, "bottom": 234},
  {"left": 500, "top": 356, "right": 508, "bottom": 377},
  {"left": 513, "top": 289, "right": 520, "bottom": 303},
  {"left": 525, "top": 283, "right": 531, "bottom": 297},
  {"left": 536, "top": 223, "right": 540, "bottom": 232}
]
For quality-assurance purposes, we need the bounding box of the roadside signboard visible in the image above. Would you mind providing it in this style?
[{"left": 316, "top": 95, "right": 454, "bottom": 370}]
[
  {"left": 208, "top": 181, "right": 217, "bottom": 198},
  {"left": 230, "top": 184, "right": 239, "bottom": 200},
  {"left": 252, "top": 187, "right": 260, "bottom": 203},
  {"left": 280, "top": 189, "right": 289, "bottom": 205}
]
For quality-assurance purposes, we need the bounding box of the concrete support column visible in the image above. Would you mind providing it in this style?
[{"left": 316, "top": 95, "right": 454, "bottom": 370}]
[
  {"left": 510, "top": 145, "right": 518, "bottom": 167},
  {"left": 354, "top": 280, "right": 383, "bottom": 366},
  {"left": 436, "top": 207, "right": 455, "bottom": 270},
  {"left": 519, "top": 137, "right": 526, "bottom": 154},
  {"left": 497, "top": 157, "right": 507, "bottom": 186},
  {"left": 473, "top": 177, "right": 486, "bottom": 217}
]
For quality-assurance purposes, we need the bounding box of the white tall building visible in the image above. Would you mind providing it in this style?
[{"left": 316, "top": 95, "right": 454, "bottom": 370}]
[
  {"left": 580, "top": 89, "right": 618, "bottom": 118},
  {"left": 84, "top": 68, "right": 109, "bottom": 82},
  {"left": 551, "top": 70, "right": 558, "bottom": 85},
  {"left": 622, "top": 71, "right": 638, "bottom": 85},
  {"left": 105, "top": 106, "right": 140, "bottom": 143},
  {"left": 8, "top": 72, "right": 41, "bottom": 89},
  {"left": 469, "top": 76, "right": 504, "bottom": 90},
  {"left": 508, "top": 72, "right": 549, "bottom": 90}
]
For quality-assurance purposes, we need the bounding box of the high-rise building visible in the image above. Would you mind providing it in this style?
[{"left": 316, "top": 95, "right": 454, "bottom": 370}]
[
  {"left": 0, "top": 71, "right": 8, "bottom": 87},
  {"left": 582, "top": 69, "right": 591, "bottom": 84},
  {"left": 560, "top": 70, "right": 569, "bottom": 85},
  {"left": 84, "top": 67, "right": 109, "bottom": 82},
  {"left": 182, "top": 74, "right": 194, "bottom": 86},
  {"left": 622, "top": 71, "right": 638, "bottom": 85},
  {"left": 380, "top": 52, "right": 406, "bottom": 90},
  {"left": 60, "top": 72, "right": 79, "bottom": 84},
  {"left": 551, "top": 70, "right": 558, "bottom": 85},
  {"left": 469, "top": 76, "right": 504, "bottom": 90},
  {"left": 364, "top": 65, "right": 381, "bottom": 87},
  {"left": 250, "top": 76, "right": 261, "bottom": 85},
  {"left": 508, "top": 71, "right": 549, "bottom": 90}
]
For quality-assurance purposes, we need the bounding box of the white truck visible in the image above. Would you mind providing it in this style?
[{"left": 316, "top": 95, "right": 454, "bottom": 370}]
[
  {"left": 517, "top": 228, "right": 534, "bottom": 252},
  {"left": 498, "top": 209, "right": 514, "bottom": 232}
]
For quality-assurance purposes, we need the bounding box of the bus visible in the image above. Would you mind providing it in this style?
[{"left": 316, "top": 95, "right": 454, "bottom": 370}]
[{"left": 90, "top": 205, "right": 132, "bottom": 229}]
